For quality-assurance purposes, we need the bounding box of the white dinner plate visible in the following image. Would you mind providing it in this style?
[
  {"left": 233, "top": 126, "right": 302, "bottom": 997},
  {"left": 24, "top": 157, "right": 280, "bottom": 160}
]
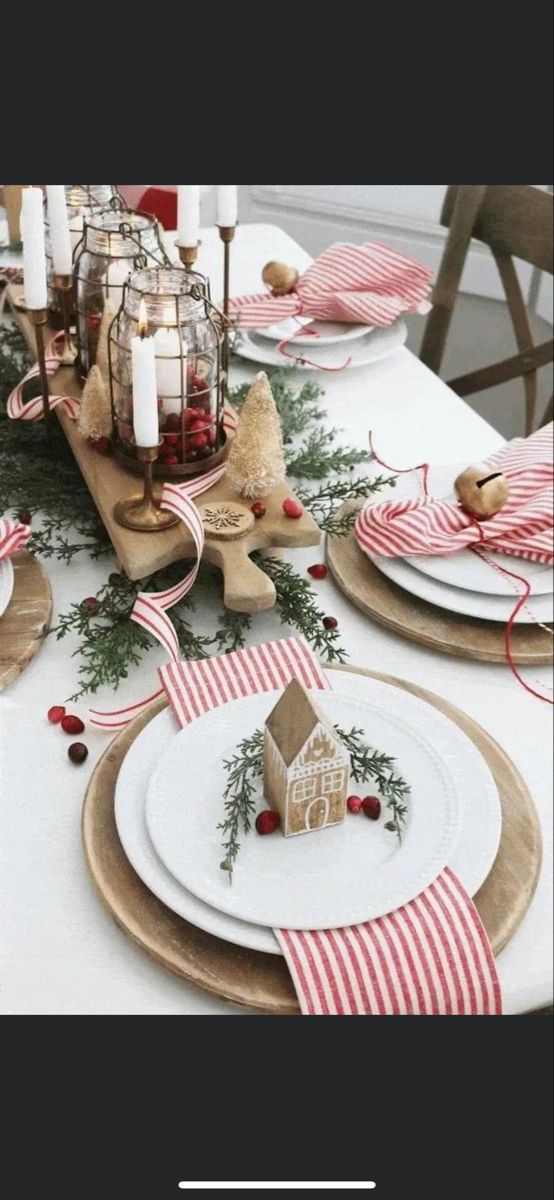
[
  {"left": 401, "top": 464, "right": 553, "bottom": 597},
  {"left": 0, "top": 559, "right": 14, "bottom": 618},
  {"left": 233, "top": 320, "right": 407, "bottom": 372},
  {"left": 371, "top": 552, "right": 554, "bottom": 624},
  {"left": 256, "top": 317, "right": 372, "bottom": 347},
  {"left": 145, "top": 683, "right": 469, "bottom": 930},
  {"left": 115, "top": 671, "right": 501, "bottom": 953}
]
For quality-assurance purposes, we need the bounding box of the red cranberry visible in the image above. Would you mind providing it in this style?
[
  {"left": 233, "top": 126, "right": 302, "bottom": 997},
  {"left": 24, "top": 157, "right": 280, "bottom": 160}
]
[
  {"left": 251, "top": 502, "right": 266, "bottom": 519},
  {"left": 164, "top": 413, "right": 182, "bottom": 433},
  {"left": 282, "top": 498, "right": 304, "bottom": 519},
  {"left": 255, "top": 810, "right": 281, "bottom": 835},
  {"left": 68, "top": 742, "right": 88, "bottom": 765},
  {"left": 61, "top": 714, "right": 85, "bottom": 736},
  {"left": 362, "top": 796, "right": 381, "bottom": 820},
  {"left": 47, "top": 705, "right": 66, "bottom": 724},
  {"left": 323, "top": 616, "right": 338, "bottom": 630},
  {"left": 18, "top": 509, "right": 32, "bottom": 525},
  {"left": 81, "top": 597, "right": 100, "bottom": 614},
  {"left": 92, "top": 437, "right": 111, "bottom": 455},
  {"left": 307, "top": 564, "right": 328, "bottom": 580},
  {"left": 347, "top": 795, "right": 363, "bottom": 813}
]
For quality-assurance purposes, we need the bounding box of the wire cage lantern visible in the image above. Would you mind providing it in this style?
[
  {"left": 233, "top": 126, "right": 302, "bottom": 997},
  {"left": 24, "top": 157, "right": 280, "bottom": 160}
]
[
  {"left": 44, "top": 184, "right": 122, "bottom": 310},
  {"left": 73, "top": 200, "right": 170, "bottom": 377},
  {"left": 108, "top": 265, "right": 226, "bottom": 479}
]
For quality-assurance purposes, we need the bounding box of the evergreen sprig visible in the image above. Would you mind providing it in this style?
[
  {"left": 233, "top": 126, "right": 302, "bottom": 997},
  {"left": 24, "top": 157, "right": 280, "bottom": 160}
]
[
  {"left": 1, "top": 325, "right": 395, "bottom": 697},
  {"left": 219, "top": 723, "right": 410, "bottom": 876},
  {"left": 218, "top": 729, "right": 265, "bottom": 881}
]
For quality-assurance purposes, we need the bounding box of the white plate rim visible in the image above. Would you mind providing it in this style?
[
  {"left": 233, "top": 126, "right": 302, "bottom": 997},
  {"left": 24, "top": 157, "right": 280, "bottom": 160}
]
[
  {"left": 233, "top": 320, "right": 407, "bottom": 371},
  {"left": 144, "top": 684, "right": 475, "bottom": 930},
  {"left": 369, "top": 552, "right": 554, "bottom": 624},
  {"left": 115, "top": 670, "right": 501, "bottom": 953},
  {"left": 256, "top": 317, "right": 373, "bottom": 347}
]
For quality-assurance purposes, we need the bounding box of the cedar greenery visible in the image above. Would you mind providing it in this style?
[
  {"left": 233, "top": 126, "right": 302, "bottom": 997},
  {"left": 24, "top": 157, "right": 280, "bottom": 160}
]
[
  {"left": 1, "top": 316, "right": 395, "bottom": 698},
  {"left": 219, "top": 724, "right": 410, "bottom": 877}
]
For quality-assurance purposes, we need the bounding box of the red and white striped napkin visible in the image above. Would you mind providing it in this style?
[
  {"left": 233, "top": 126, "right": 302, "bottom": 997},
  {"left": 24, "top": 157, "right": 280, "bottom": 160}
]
[
  {"left": 0, "top": 515, "right": 32, "bottom": 561},
  {"left": 159, "top": 636, "right": 502, "bottom": 1015},
  {"left": 228, "top": 243, "right": 433, "bottom": 330},
  {"left": 356, "top": 425, "right": 554, "bottom": 565}
]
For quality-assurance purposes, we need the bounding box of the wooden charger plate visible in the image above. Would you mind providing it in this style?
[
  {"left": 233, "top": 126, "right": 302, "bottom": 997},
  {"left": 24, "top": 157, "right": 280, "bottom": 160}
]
[
  {"left": 82, "top": 664, "right": 542, "bottom": 1014},
  {"left": 327, "top": 501, "right": 553, "bottom": 665},
  {"left": 0, "top": 551, "right": 52, "bottom": 691}
]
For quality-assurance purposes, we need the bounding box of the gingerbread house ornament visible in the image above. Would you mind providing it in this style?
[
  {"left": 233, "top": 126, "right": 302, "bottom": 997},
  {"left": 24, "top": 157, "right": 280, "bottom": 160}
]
[{"left": 263, "top": 679, "right": 350, "bottom": 837}]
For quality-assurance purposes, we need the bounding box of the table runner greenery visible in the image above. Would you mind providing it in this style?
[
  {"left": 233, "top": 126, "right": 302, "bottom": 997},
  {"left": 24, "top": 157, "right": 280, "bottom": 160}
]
[{"left": 0, "top": 316, "right": 395, "bottom": 701}]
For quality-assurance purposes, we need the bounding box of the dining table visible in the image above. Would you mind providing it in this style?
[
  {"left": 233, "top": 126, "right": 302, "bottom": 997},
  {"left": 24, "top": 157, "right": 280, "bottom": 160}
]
[{"left": 0, "top": 222, "right": 552, "bottom": 1015}]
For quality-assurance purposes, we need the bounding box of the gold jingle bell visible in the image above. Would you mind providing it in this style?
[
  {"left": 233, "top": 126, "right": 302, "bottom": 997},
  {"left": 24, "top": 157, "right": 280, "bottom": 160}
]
[
  {"left": 454, "top": 465, "right": 510, "bottom": 519},
  {"left": 262, "top": 260, "right": 299, "bottom": 296}
]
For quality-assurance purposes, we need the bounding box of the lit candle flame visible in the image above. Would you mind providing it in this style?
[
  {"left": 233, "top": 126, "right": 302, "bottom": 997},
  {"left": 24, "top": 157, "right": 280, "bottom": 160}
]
[{"left": 138, "top": 298, "right": 149, "bottom": 338}]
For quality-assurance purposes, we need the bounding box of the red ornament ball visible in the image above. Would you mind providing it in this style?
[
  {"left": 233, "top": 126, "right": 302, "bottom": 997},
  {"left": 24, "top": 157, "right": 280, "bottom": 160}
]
[
  {"left": 68, "top": 742, "right": 88, "bottom": 765},
  {"left": 251, "top": 502, "right": 266, "bottom": 519},
  {"left": 362, "top": 795, "right": 381, "bottom": 820},
  {"left": 255, "top": 810, "right": 281, "bottom": 835},
  {"left": 347, "top": 795, "right": 363, "bottom": 814},
  {"left": 282, "top": 498, "right": 304, "bottom": 519},
  {"left": 307, "top": 563, "right": 328, "bottom": 580},
  {"left": 323, "top": 616, "right": 338, "bottom": 630},
  {"left": 61, "top": 714, "right": 85, "bottom": 736},
  {"left": 47, "top": 705, "right": 66, "bottom": 724}
]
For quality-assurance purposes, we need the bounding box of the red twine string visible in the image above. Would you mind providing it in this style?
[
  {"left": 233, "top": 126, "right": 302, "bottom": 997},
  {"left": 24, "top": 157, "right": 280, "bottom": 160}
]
[{"left": 368, "top": 431, "right": 553, "bottom": 704}]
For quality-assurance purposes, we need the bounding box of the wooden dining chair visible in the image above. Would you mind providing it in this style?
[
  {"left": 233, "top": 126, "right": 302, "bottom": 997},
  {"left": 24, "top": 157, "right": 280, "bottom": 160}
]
[{"left": 420, "top": 185, "right": 553, "bottom": 435}]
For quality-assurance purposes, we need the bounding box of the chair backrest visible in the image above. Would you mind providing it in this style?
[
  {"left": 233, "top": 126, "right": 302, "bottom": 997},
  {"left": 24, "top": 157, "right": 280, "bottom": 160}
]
[
  {"left": 420, "top": 185, "right": 553, "bottom": 434},
  {"left": 441, "top": 184, "right": 553, "bottom": 273}
]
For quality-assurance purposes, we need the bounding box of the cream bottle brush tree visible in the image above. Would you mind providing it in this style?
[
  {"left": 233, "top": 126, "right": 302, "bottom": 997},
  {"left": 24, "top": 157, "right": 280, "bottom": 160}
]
[{"left": 226, "top": 371, "right": 287, "bottom": 499}]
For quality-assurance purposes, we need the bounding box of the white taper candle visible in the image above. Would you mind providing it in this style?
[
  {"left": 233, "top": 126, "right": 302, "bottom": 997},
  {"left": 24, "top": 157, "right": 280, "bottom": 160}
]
[
  {"left": 132, "top": 301, "right": 159, "bottom": 447},
  {"left": 21, "top": 187, "right": 48, "bottom": 310},
  {"left": 217, "top": 185, "right": 238, "bottom": 227},
  {"left": 46, "top": 185, "right": 73, "bottom": 275},
  {"left": 177, "top": 185, "right": 200, "bottom": 246}
]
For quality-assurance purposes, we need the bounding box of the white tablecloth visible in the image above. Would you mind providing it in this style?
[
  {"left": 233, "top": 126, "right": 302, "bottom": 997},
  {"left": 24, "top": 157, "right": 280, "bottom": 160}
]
[{"left": 1, "top": 224, "right": 552, "bottom": 1014}]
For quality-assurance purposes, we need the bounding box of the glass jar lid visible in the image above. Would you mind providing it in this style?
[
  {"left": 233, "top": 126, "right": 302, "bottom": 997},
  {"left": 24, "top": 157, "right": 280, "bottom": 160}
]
[
  {"left": 64, "top": 184, "right": 119, "bottom": 213},
  {"left": 82, "top": 209, "right": 162, "bottom": 260},
  {"left": 124, "top": 267, "right": 210, "bottom": 327}
]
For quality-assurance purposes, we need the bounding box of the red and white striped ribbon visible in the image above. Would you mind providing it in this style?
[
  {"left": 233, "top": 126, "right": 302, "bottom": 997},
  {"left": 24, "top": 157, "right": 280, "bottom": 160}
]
[
  {"left": 7, "top": 331, "right": 80, "bottom": 421},
  {"left": 88, "top": 408, "right": 238, "bottom": 730},
  {"left": 159, "top": 636, "right": 502, "bottom": 1016},
  {"left": 0, "top": 516, "right": 32, "bottom": 561},
  {"left": 228, "top": 242, "right": 433, "bottom": 330}
]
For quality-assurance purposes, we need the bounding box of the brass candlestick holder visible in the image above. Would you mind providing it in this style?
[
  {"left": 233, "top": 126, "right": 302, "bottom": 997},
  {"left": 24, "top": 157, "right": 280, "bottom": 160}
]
[
  {"left": 52, "top": 273, "right": 78, "bottom": 366},
  {"left": 28, "top": 308, "right": 52, "bottom": 434},
  {"left": 113, "top": 444, "right": 181, "bottom": 532},
  {"left": 177, "top": 243, "right": 199, "bottom": 272},
  {"left": 218, "top": 224, "right": 236, "bottom": 399}
]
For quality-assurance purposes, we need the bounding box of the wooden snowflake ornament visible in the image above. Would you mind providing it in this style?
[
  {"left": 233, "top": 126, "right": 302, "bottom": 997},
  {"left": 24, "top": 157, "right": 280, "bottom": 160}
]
[{"left": 264, "top": 679, "right": 350, "bottom": 837}]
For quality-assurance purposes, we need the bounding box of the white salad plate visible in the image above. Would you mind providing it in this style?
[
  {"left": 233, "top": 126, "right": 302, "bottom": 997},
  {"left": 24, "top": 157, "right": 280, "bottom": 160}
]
[
  {"left": 399, "top": 464, "right": 553, "bottom": 597},
  {"left": 370, "top": 552, "right": 554, "bottom": 624},
  {"left": 145, "top": 681, "right": 493, "bottom": 931},
  {"left": 233, "top": 320, "right": 407, "bottom": 371},
  {"left": 116, "top": 672, "right": 501, "bottom": 952},
  {"left": 0, "top": 559, "right": 14, "bottom": 618},
  {"left": 256, "top": 317, "right": 372, "bottom": 347}
]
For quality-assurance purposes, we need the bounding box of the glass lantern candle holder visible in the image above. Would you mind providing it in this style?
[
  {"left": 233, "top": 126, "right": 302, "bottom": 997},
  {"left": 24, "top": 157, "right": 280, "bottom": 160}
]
[
  {"left": 44, "top": 184, "right": 121, "bottom": 315},
  {"left": 74, "top": 205, "right": 169, "bottom": 378},
  {"left": 109, "top": 266, "right": 226, "bottom": 479}
]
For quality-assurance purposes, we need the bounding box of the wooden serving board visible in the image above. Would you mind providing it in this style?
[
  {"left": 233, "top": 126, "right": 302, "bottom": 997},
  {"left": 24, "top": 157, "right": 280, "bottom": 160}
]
[
  {"left": 0, "top": 551, "right": 52, "bottom": 690},
  {"left": 7, "top": 284, "right": 320, "bottom": 611},
  {"left": 327, "top": 501, "right": 553, "bottom": 665},
  {"left": 82, "top": 665, "right": 542, "bottom": 1014}
]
